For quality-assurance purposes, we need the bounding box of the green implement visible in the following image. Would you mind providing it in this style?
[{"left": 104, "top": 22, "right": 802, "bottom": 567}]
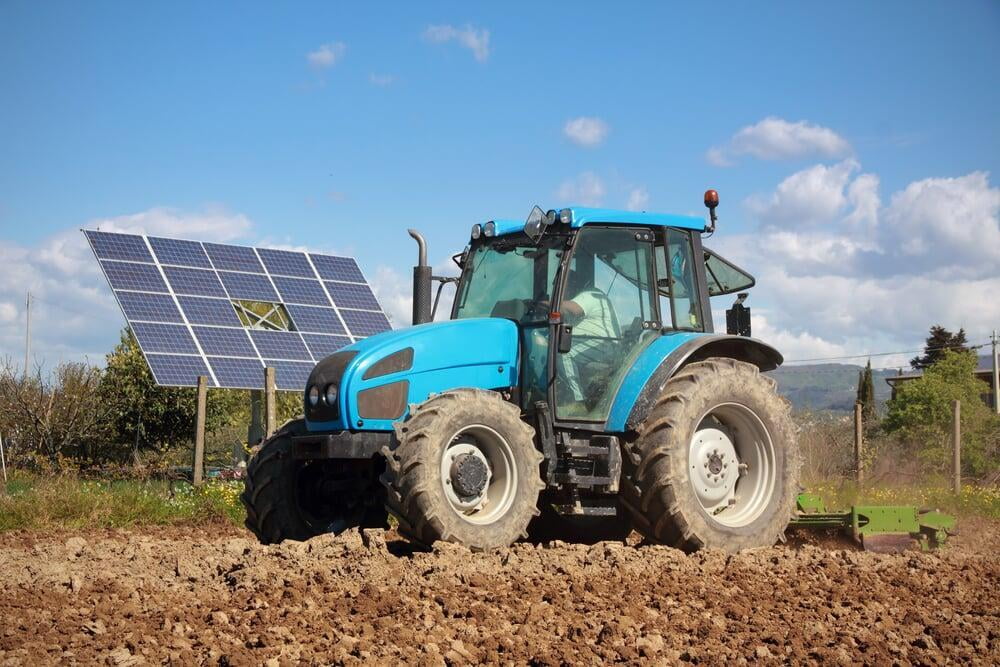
[{"left": 789, "top": 493, "right": 956, "bottom": 552}]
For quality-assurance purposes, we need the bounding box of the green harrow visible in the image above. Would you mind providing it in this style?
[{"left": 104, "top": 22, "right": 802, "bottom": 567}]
[{"left": 790, "top": 493, "right": 956, "bottom": 552}]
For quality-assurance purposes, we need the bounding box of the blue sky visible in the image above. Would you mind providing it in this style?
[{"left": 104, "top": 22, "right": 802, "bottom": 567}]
[{"left": 1, "top": 2, "right": 999, "bottom": 370}]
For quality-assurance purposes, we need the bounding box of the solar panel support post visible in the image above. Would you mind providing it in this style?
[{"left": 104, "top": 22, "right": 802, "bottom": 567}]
[
  {"left": 264, "top": 367, "right": 277, "bottom": 438},
  {"left": 246, "top": 390, "right": 263, "bottom": 462},
  {"left": 193, "top": 375, "right": 207, "bottom": 486}
]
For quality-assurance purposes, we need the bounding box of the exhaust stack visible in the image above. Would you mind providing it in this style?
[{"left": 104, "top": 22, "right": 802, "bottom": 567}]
[{"left": 408, "top": 229, "right": 433, "bottom": 325}]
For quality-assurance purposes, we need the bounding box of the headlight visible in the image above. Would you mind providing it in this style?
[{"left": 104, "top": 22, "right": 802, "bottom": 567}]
[
  {"left": 324, "top": 384, "right": 338, "bottom": 405},
  {"left": 307, "top": 385, "right": 320, "bottom": 407},
  {"left": 471, "top": 223, "right": 482, "bottom": 240},
  {"left": 483, "top": 221, "right": 496, "bottom": 237}
]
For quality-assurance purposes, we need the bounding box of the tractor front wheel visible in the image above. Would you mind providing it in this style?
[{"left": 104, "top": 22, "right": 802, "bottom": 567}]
[
  {"left": 241, "top": 420, "right": 387, "bottom": 544},
  {"left": 381, "top": 390, "right": 544, "bottom": 550},
  {"left": 622, "top": 358, "right": 800, "bottom": 552}
]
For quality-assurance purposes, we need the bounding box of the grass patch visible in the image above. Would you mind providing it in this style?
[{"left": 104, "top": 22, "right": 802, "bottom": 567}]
[
  {"left": 804, "top": 481, "right": 1000, "bottom": 519},
  {"left": 0, "top": 472, "right": 245, "bottom": 532}
]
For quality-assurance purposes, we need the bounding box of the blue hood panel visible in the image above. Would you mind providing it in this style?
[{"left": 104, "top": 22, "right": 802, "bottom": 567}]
[{"left": 306, "top": 318, "right": 519, "bottom": 432}]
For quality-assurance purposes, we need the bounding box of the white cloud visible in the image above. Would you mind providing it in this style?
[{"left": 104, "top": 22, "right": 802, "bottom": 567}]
[
  {"left": 625, "top": 187, "right": 649, "bottom": 212},
  {"left": 745, "top": 159, "right": 862, "bottom": 227},
  {"left": 563, "top": 117, "right": 609, "bottom": 147},
  {"left": 422, "top": 24, "right": 490, "bottom": 62},
  {"left": 307, "top": 42, "right": 346, "bottom": 68},
  {"left": 708, "top": 117, "right": 851, "bottom": 166},
  {"left": 719, "top": 163, "right": 1000, "bottom": 362},
  {"left": 370, "top": 257, "right": 460, "bottom": 328},
  {"left": 0, "top": 208, "right": 254, "bottom": 373},
  {"left": 369, "top": 73, "right": 395, "bottom": 87},
  {"left": 557, "top": 172, "right": 606, "bottom": 207},
  {"left": 705, "top": 147, "right": 734, "bottom": 168}
]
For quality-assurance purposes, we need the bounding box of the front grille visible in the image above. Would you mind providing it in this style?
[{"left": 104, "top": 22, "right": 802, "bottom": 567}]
[{"left": 305, "top": 350, "right": 358, "bottom": 422}]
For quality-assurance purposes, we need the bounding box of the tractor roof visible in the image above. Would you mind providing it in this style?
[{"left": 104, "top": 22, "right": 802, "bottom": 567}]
[{"left": 489, "top": 206, "right": 706, "bottom": 237}]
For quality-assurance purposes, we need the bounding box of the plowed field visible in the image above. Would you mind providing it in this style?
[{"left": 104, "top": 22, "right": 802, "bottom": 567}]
[{"left": 1, "top": 521, "right": 998, "bottom": 665}]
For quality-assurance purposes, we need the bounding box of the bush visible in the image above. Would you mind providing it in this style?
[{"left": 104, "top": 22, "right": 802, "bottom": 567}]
[{"left": 884, "top": 351, "right": 1000, "bottom": 477}]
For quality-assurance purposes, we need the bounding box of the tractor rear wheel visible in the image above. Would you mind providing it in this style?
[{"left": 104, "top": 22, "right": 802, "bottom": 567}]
[
  {"left": 622, "top": 358, "right": 800, "bottom": 552},
  {"left": 242, "top": 419, "right": 387, "bottom": 544},
  {"left": 381, "top": 390, "right": 545, "bottom": 550}
]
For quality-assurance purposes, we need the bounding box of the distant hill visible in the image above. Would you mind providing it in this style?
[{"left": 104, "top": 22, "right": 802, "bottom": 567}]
[
  {"left": 766, "top": 363, "right": 898, "bottom": 413},
  {"left": 768, "top": 354, "right": 992, "bottom": 413}
]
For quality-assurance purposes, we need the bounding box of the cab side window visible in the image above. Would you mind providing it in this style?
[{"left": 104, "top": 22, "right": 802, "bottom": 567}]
[{"left": 656, "top": 229, "right": 704, "bottom": 331}]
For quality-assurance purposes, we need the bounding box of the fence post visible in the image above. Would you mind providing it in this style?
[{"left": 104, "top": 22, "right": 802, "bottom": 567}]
[
  {"left": 853, "top": 401, "right": 863, "bottom": 486},
  {"left": 193, "top": 375, "right": 207, "bottom": 486},
  {"left": 0, "top": 432, "right": 8, "bottom": 488},
  {"left": 952, "top": 399, "right": 961, "bottom": 496},
  {"left": 264, "top": 367, "right": 277, "bottom": 439}
]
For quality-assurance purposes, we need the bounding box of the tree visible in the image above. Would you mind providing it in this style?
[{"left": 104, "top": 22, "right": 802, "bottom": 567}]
[
  {"left": 910, "top": 325, "right": 969, "bottom": 370},
  {"left": 0, "top": 359, "right": 108, "bottom": 468},
  {"left": 886, "top": 350, "right": 1000, "bottom": 476},
  {"left": 856, "top": 359, "right": 877, "bottom": 425},
  {"left": 98, "top": 328, "right": 245, "bottom": 458}
]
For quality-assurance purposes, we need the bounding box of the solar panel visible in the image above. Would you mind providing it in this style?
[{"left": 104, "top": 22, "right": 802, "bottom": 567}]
[
  {"left": 249, "top": 330, "right": 311, "bottom": 361},
  {"left": 86, "top": 231, "right": 393, "bottom": 389},
  {"left": 258, "top": 248, "right": 314, "bottom": 278},
  {"left": 149, "top": 237, "right": 212, "bottom": 268},
  {"left": 264, "top": 359, "right": 315, "bottom": 391},
  {"left": 145, "top": 354, "right": 211, "bottom": 387},
  {"left": 192, "top": 326, "right": 256, "bottom": 357},
  {"left": 117, "top": 292, "right": 183, "bottom": 323},
  {"left": 272, "top": 276, "right": 329, "bottom": 306},
  {"left": 218, "top": 271, "right": 279, "bottom": 302},
  {"left": 86, "top": 231, "right": 153, "bottom": 263},
  {"left": 132, "top": 322, "right": 200, "bottom": 355},
  {"left": 209, "top": 356, "right": 265, "bottom": 388},
  {"left": 339, "top": 309, "right": 392, "bottom": 337},
  {"left": 204, "top": 242, "right": 264, "bottom": 273},
  {"left": 162, "top": 266, "right": 227, "bottom": 297},
  {"left": 177, "top": 296, "right": 242, "bottom": 326},
  {"left": 326, "top": 281, "right": 381, "bottom": 310},
  {"left": 302, "top": 333, "right": 351, "bottom": 359},
  {"left": 286, "top": 304, "right": 346, "bottom": 335},
  {"left": 101, "top": 261, "right": 168, "bottom": 293},
  {"left": 310, "top": 254, "right": 366, "bottom": 282}
]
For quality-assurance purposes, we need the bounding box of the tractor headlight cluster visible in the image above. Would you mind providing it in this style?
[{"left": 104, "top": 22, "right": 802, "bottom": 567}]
[{"left": 306, "top": 383, "right": 339, "bottom": 408}]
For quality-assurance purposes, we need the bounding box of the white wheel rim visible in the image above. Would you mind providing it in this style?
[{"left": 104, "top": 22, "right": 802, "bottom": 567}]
[
  {"left": 440, "top": 424, "right": 517, "bottom": 525},
  {"left": 688, "top": 402, "right": 776, "bottom": 528}
]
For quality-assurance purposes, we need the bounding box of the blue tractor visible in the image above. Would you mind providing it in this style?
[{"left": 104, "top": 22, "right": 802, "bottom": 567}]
[{"left": 241, "top": 192, "right": 801, "bottom": 552}]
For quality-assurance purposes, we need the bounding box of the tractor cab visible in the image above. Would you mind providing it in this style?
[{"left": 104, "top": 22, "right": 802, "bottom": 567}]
[{"left": 450, "top": 205, "right": 753, "bottom": 425}]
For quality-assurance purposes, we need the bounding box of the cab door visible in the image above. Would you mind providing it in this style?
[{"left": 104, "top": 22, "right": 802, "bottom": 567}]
[{"left": 553, "top": 226, "right": 660, "bottom": 422}]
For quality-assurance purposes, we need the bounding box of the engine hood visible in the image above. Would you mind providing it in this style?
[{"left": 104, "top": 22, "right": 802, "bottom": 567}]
[{"left": 304, "top": 317, "right": 520, "bottom": 432}]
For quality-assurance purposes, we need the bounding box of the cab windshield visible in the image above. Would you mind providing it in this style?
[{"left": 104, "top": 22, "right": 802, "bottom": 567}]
[{"left": 452, "top": 234, "right": 565, "bottom": 322}]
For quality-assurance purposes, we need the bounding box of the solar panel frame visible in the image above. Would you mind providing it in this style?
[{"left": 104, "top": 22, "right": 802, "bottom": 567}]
[{"left": 87, "top": 230, "right": 393, "bottom": 389}]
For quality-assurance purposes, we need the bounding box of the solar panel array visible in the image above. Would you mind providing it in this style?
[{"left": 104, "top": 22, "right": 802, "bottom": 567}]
[{"left": 85, "top": 231, "right": 391, "bottom": 390}]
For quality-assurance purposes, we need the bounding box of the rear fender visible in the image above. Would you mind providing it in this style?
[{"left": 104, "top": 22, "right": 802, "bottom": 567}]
[{"left": 605, "top": 333, "right": 783, "bottom": 432}]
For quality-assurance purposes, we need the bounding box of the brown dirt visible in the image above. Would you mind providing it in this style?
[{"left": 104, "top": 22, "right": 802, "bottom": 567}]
[{"left": 1, "top": 521, "right": 998, "bottom": 665}]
